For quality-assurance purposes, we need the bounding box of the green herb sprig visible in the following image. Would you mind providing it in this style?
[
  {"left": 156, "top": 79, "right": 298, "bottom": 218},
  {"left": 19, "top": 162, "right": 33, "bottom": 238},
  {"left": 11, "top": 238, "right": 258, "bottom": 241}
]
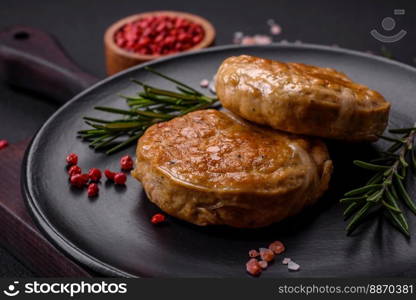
[
  {"left": 78, "top": 67, "right": 218, "bottom": 154},
  {"left": 341, "top": 126, "right": 416, "bottom": 237}
]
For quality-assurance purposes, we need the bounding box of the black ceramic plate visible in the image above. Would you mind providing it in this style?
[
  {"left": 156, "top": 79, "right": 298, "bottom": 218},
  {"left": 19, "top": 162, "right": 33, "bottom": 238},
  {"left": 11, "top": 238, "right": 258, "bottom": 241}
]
[{"left": 23, "top": 44, "right": 416, "bottom": 277}]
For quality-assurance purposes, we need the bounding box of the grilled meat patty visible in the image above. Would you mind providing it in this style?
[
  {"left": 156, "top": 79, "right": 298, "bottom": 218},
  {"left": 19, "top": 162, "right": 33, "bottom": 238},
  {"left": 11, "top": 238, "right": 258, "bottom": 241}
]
[
  {"left": 216, "top": 55, "right": 390, "bottom": 141},
  {"left": 133, "top": 109, "right": 332, "bottom": 228}
]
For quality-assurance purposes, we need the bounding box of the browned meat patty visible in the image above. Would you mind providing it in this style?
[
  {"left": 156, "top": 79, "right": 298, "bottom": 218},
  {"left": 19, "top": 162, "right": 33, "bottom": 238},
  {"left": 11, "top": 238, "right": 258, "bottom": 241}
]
[
  {"left": 132, "top": 109, "right": 333, "bottom": 228},
  {"left": 216, "top": 55, "right": 390, "bottom": 141}
]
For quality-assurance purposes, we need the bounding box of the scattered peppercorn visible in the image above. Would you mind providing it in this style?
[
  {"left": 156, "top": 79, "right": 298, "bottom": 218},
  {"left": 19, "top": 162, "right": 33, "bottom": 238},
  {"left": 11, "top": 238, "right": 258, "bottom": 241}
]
[
  {"left": 248, "top": 249, "right": 259, "bottom": 258},
  {"left": 88, "top": 168, "right": 102, "bottom": 182},
  {"left": 70, "top": 173, "right": 89, "bottom": 188},
  {"left": 269, "top": 240, "right": 285, "bottom": 254},
  {"left": 120, "top": 155, "right": 134, "bottom": 171},
  {"left": 246, "top": 258, "right": 262, "bottom": 276},
  {"left": 151, "top": 213, "right": 166, "bottom": 224},
  {"left": 259, "top": 248, "right": 275, "bottom": 262},
  {"left": 0, "top": 139, "right": 9, "bottom": 150},
  {"left": 114, "top": 15, "right": 205, "bottom": 56},
  {"left": 87, "top": 183, "right": 99, "bottom": 197},
  {"left": 104, "top": 169, "right": 116, "bottom": 180},
  {"left": 114, "top": 172, "right": 127, "bottom": 185},
  {"left": 68, "top": 165, "right": 82, "bottom": 176},
  {"left": 66, "top": 153, "right": 78, "bottom": 166}
]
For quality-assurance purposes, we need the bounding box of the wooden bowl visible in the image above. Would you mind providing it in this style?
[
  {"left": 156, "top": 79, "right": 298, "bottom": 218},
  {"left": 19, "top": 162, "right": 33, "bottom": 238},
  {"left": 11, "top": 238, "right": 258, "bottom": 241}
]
[{"left": 104, "top": 11, "right": 216, "bottom": 75}]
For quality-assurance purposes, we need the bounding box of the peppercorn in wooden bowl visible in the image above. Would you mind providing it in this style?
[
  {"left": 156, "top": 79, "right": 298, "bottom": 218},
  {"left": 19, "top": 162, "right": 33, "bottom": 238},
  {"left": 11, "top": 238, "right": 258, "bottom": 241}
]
[{"left": 104, "top": 11, "right": 216, "bottom": 75}]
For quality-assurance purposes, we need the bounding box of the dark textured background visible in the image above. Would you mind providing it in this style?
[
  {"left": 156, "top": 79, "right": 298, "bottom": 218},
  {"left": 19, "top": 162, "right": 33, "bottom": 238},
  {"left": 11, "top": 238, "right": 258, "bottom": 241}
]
[{"left": 0, "top": 0, "right": 415, "bottom": 276}]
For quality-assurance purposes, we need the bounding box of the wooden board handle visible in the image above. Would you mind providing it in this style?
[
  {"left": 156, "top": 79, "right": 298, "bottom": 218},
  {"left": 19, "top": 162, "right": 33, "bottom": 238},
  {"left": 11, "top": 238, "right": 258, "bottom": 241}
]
[{"left": 0, "top": 26, "right": 99, "bottom": 104}]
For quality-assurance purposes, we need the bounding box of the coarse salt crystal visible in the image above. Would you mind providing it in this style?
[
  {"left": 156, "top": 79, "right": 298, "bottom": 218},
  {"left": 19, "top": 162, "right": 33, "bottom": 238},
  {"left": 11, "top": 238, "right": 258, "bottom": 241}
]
[
  {"left": 288, "top": 260, "right": 300, "bottom": 271},
  {"left": 249, "top": 249, "right": 259, "bottom": 258},
  {"left": 282, "top": 257, "right": 291, "bottom": 265}
]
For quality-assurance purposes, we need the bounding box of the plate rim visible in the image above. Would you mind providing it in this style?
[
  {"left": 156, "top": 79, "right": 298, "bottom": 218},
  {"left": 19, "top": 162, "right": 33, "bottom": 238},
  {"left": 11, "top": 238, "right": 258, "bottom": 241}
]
[{"left": 22, "top": 43, "right": 416, "bottom": 277}]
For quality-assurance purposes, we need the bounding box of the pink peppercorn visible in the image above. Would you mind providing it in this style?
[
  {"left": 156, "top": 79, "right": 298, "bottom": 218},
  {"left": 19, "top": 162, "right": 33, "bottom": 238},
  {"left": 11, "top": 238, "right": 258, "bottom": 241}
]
[
  {"left": 259, "top": 248, "right": 275, "bottom": 262},
  {"left": 115, "top": 15, "right": 205, "bottom": 56}
]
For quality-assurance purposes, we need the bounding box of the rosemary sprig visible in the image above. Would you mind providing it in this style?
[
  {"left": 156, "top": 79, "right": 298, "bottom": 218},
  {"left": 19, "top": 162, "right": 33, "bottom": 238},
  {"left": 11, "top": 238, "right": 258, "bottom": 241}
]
[
  {"left": 78, "top": 67, "right": 218, "bottom": 154},
  {"left": 340, "top": 125, "right": 416, "bottom": 237}
]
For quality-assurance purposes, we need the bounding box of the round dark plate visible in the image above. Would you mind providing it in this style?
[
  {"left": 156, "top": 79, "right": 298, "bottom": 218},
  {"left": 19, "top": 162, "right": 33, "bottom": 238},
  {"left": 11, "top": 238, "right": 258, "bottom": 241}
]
[{"left": 23, "top": 44, "right": 416, "bottom": 277}]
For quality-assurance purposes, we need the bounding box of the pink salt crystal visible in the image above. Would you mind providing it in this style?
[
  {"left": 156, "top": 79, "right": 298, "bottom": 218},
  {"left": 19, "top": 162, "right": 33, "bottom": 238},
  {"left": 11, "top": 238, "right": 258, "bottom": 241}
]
[
  {"left": 258, "top": 260, "right": 268, "bottom": 269},
  {"left": 249, "top": 249, "right": 259, "bottom": 258},
  {"left": 288, "top": 260, "right": 300, "bottom": 271},
  {"left": 282, "top": 257, "right": 291, "bottom": 265},
  {"left": 0, "top": 139, "right": 8, "bottom": 150},
  {"left": 270, "top": 24, "right": 282, "bottom": 35},
  {"left": 259, "top": 247, "right": 275, "bottom": 262},
  {"left": 267, "top": 19, "right": 275, "bottom": 26},
  {"left": 233, "top": 31, "right": 244, "bottom": 44}
]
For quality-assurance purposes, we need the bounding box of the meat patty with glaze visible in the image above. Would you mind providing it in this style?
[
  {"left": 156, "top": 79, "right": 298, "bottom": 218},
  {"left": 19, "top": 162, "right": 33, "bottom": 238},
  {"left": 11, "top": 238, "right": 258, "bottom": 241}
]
[
  {"left": 216, "top": 55, "right": 390, "bottom": 141},
  {"left": 132, "top": 109, "right": 333, "bottom": 228}
]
